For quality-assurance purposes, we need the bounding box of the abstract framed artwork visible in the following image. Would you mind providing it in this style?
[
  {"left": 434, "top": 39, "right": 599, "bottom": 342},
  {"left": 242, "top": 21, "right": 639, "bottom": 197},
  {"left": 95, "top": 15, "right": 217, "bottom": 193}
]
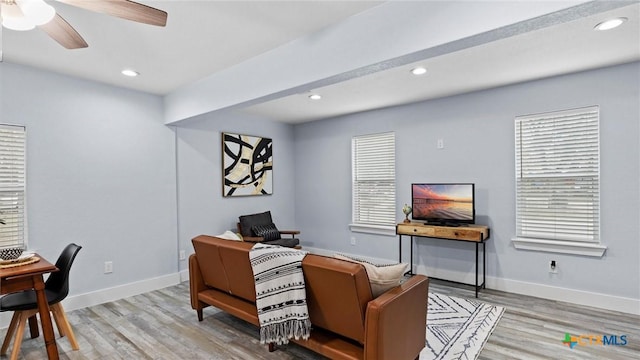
[{"left": 222, "top": 132, "right": 273, "bottom": 197}]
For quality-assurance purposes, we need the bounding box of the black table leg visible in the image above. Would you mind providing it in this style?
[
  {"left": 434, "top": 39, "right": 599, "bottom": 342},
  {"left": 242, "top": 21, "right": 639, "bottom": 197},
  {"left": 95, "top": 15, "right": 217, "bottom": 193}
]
[
  {"left": 475, "top": 242, "right": 479, "bottom": 298},
  {"left": 410, "top": 235, "right": 414, "bottom": 275},
  {"left": 483, "top": 241, "right": 486, "bottom": 289}
]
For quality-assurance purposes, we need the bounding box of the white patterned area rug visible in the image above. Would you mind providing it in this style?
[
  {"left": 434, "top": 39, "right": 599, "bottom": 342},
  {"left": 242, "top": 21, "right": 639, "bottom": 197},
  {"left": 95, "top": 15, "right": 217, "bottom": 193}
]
[{"left": 421, "top": 292, "right": 505, "bottom": 360}]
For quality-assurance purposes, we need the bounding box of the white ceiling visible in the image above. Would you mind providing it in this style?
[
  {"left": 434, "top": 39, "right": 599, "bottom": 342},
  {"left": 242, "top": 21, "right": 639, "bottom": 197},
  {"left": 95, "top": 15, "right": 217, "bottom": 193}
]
[
  {"left": 2, "top": 1, "right": 639, "bottom": 124},
  {"left": 2, "top": 0, "right": 383, "bottom": 94},
  {"left": 241, "top": 2, "right": 640, "bottom": 123}
]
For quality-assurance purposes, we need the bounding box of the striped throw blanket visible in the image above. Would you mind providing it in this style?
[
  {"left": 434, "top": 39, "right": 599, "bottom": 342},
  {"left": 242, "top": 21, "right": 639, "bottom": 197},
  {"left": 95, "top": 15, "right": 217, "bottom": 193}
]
[{"left": 249, "top": 243, "right": 311, "bottom": 345}]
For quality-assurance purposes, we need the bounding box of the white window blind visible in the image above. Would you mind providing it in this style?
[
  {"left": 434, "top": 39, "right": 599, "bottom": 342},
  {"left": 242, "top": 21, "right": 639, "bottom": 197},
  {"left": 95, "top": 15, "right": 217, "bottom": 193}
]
[
  {"left": 515, "top": 106, "right": 599, "bottom": 243},
  {"left": 352, "top": 132, "right": 396, "bottom": 227},
  {"left": 0, "top": 125, "right": 26, "bottom": 249}
]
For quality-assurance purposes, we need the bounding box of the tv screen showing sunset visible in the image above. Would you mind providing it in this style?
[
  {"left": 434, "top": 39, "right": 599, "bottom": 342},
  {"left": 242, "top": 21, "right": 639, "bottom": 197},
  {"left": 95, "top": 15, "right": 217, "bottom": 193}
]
[{"left": 412, "top": 184, "right": 474, "bottom": 221}]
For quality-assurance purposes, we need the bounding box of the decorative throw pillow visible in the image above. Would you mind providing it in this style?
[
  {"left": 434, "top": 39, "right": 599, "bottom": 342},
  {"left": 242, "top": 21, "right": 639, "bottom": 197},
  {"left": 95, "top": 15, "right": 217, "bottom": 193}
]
[
  {"left": 215, "top": 230, "right": 242, "bottom": 241},
  {"left": 334, "top": 254, "right": 408, "bottom": 297},
  {"left": 251, "top": 223, "right": 281, "bottom": 241}
]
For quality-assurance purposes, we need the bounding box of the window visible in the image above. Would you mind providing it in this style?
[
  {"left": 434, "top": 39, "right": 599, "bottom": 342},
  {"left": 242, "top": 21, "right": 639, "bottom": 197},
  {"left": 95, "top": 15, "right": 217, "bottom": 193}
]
[
  {"left": 512, "top": 106, "right": 605, "bottom": 257},
  {"left": 0, "top": 125, "right": 26, "bottom": 249},
  {"left": 350, "top": 132, "right": 396, "bottom": 235}
]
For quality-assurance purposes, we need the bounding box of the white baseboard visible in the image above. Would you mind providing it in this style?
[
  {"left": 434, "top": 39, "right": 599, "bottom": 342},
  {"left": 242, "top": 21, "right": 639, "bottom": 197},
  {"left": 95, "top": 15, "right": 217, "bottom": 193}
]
[
  {"left": 180, "top": 269, "right": 189, "bottom": 282},
  {"left": 304, "top": 246, "right": 640, "bottom": 315},
  {"left": 1, "top": 273, "right": 182, "bottom": 329},
  {"left": 488, "top": 277, "right": 640, "bottom": 316}
]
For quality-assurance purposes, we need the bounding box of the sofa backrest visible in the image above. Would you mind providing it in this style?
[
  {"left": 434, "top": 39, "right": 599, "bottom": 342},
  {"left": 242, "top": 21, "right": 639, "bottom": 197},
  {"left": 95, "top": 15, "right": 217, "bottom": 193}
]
[
  {"left": 192, "top": 235, "right": 256, "bottom": 302},
  {"left": 302, "top": 254, "right": 373, "bottom": 344}
]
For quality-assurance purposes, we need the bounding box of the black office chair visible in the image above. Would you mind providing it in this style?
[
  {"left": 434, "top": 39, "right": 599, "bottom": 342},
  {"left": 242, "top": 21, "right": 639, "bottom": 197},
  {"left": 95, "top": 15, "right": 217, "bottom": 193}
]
[{"left": 0, "top": 243, "right": 82, "bottom": 360}]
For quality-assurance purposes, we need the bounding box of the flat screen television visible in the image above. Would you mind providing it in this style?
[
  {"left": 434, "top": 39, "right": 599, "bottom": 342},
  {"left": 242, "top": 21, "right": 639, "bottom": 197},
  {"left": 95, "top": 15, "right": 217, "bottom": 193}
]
[{"left": 411, "top": 183, "right": 475, "bottom": 225}]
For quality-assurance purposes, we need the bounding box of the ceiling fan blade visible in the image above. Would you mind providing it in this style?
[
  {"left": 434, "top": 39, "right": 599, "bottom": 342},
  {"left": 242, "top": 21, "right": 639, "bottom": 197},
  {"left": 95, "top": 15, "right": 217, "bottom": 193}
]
[
  {"left": 39, "top": 14, "right": 88, "bottom": 49},
  {"left": 57, "top": 0, "right": 168, "bottom": 27}
]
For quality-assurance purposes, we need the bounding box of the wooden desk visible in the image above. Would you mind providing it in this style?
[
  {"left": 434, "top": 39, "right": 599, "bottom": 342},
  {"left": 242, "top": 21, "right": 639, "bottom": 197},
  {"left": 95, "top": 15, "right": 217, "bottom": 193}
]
[
  {"left": 396, "top": 223, "right": 490, "bottom": 297},
  {"left": 0, "top": 255, "right": 59, "bottom": 359}
]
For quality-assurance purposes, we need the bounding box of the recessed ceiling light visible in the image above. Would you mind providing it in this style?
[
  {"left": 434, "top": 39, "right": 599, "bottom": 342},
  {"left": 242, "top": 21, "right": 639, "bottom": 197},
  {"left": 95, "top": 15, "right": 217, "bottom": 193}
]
[
  {"left": 309, "top": 94, "right": 322, "bottom": 100},
  {"left": 594, "top": 17, "right": 627, "bottom": 31},
  {"left": 411, "top": 67, "right": 427, "bottom": 75},
  {"left": 121, "top": 69, "right": 139, "bottom": 77}
]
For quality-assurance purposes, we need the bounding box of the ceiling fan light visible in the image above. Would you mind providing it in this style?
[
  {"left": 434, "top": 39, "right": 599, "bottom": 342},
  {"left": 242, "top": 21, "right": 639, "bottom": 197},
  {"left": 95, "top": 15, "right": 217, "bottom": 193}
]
[
  {"left": 1, "top": 3, "right": 35, "bottom": 31},
  {"left": 2, "top": 17, "right": 36, "bottom": 31},
  {"left": 16, "top": 0, "right": 56, "bottom": 26}
]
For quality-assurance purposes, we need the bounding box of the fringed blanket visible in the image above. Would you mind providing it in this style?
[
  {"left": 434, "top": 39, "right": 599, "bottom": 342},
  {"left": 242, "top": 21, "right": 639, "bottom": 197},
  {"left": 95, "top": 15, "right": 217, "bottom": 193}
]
[{"left": 249, "top": 243, "right": 311, "bottom": 345}]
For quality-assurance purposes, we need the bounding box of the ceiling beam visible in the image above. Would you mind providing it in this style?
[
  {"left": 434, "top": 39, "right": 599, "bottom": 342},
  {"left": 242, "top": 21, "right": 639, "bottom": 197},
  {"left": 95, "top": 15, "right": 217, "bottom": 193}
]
[{"left": 163, "top": 0, "right": 628, "bottom": 126}]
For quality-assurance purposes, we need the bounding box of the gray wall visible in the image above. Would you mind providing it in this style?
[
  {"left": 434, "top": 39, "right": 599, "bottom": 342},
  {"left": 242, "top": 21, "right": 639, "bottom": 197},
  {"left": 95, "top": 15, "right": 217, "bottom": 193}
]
[
  {"left": 175, "top": 112, "right": 297, "bottom": 272},
  {"left": 293, "top": 62, "right": 640, "bottom": 299},
  {"left": 2, "top": 58, "right": 637, "bottom": 304},
  {"left": 0, "top": 63, "right": 178, "bottom": 295}
]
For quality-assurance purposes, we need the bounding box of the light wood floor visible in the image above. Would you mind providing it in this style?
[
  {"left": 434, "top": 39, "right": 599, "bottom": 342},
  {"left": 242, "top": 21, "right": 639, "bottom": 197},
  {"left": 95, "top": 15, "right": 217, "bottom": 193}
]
[{"left": 7, "top": 280, "right": 640, "bottom": 359}]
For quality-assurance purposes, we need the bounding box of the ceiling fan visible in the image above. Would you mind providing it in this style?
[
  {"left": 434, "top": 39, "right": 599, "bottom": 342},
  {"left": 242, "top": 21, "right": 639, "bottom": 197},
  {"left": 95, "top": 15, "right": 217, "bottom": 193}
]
[{"left": 0, "top": 0, "right": 167, "bottom": 49}]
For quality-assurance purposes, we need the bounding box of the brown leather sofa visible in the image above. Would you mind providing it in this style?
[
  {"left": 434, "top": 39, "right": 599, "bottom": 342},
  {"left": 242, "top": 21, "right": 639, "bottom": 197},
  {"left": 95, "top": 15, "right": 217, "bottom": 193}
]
[{"left": 189, "top": 235, "right": 429, "bottom": 360}]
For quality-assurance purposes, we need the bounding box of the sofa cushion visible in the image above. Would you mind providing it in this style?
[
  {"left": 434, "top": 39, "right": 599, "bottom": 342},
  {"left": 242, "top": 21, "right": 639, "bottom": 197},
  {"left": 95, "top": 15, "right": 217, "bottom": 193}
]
[
  {"left": 301, "top": 255, "right": 373, "bottom": 344},
  {"left": 251, "top": 223, "right": 280, "bottom": 241},
  {"left": 334, "top": 254, "right": 408, "bottom": 297},
  {"left": 219, "top": 245, "right": 257, "bottom": 302},
  {"left": 215, "top": 230, "right": 242, "bottom": 241},
  {"left": 192, "top": 235, "right": 256, "bottom": 302},
  {"left": 238, "top": 211, "right": 273, "bottom": 237},
  {"left": 192, "top": 236, "right": 230, "bottom": 292}
]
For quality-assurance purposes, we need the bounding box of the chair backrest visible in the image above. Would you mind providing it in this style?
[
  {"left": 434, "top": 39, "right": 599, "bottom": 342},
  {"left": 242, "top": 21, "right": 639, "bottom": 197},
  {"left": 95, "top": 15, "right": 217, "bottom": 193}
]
[
  {"left": 238, "top": 211, "right": 273, "bottom": 237},
  {"left": 45, "top": 243, "right": 82, "bottom": 304}
]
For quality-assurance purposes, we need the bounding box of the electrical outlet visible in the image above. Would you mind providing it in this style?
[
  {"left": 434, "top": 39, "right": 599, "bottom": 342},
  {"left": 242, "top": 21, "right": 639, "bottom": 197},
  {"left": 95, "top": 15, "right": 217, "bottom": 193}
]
[
  {"left": 350, "top": 237, "right": 356, "bottom": 246},
  {"left": 437, "top": 139, "right": 444, "bottom": 149},
  {"left": 179, "top": 250, "right": 186, "bottom": 260},
  {"left": 104, "top": 261, "right": 113, "bottom": 274},
  {"left": 549, "top": 260, "right": 558, "bottom": 274}
]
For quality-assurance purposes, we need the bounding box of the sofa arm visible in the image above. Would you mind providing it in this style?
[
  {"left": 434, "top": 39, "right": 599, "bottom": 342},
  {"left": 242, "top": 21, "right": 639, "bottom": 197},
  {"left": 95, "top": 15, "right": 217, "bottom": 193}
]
[
  {"left": 363, "top": 275, "right": 429, "bottom": 360},
  {"left": 189, "top": 254, "right": 209, "bottom": 320}
]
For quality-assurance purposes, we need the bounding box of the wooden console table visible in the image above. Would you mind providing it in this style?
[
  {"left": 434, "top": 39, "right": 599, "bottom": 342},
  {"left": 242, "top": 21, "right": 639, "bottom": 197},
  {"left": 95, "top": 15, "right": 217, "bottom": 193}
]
[{"left": 396, "top": 222, "right": 490, "bottom": 297}]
